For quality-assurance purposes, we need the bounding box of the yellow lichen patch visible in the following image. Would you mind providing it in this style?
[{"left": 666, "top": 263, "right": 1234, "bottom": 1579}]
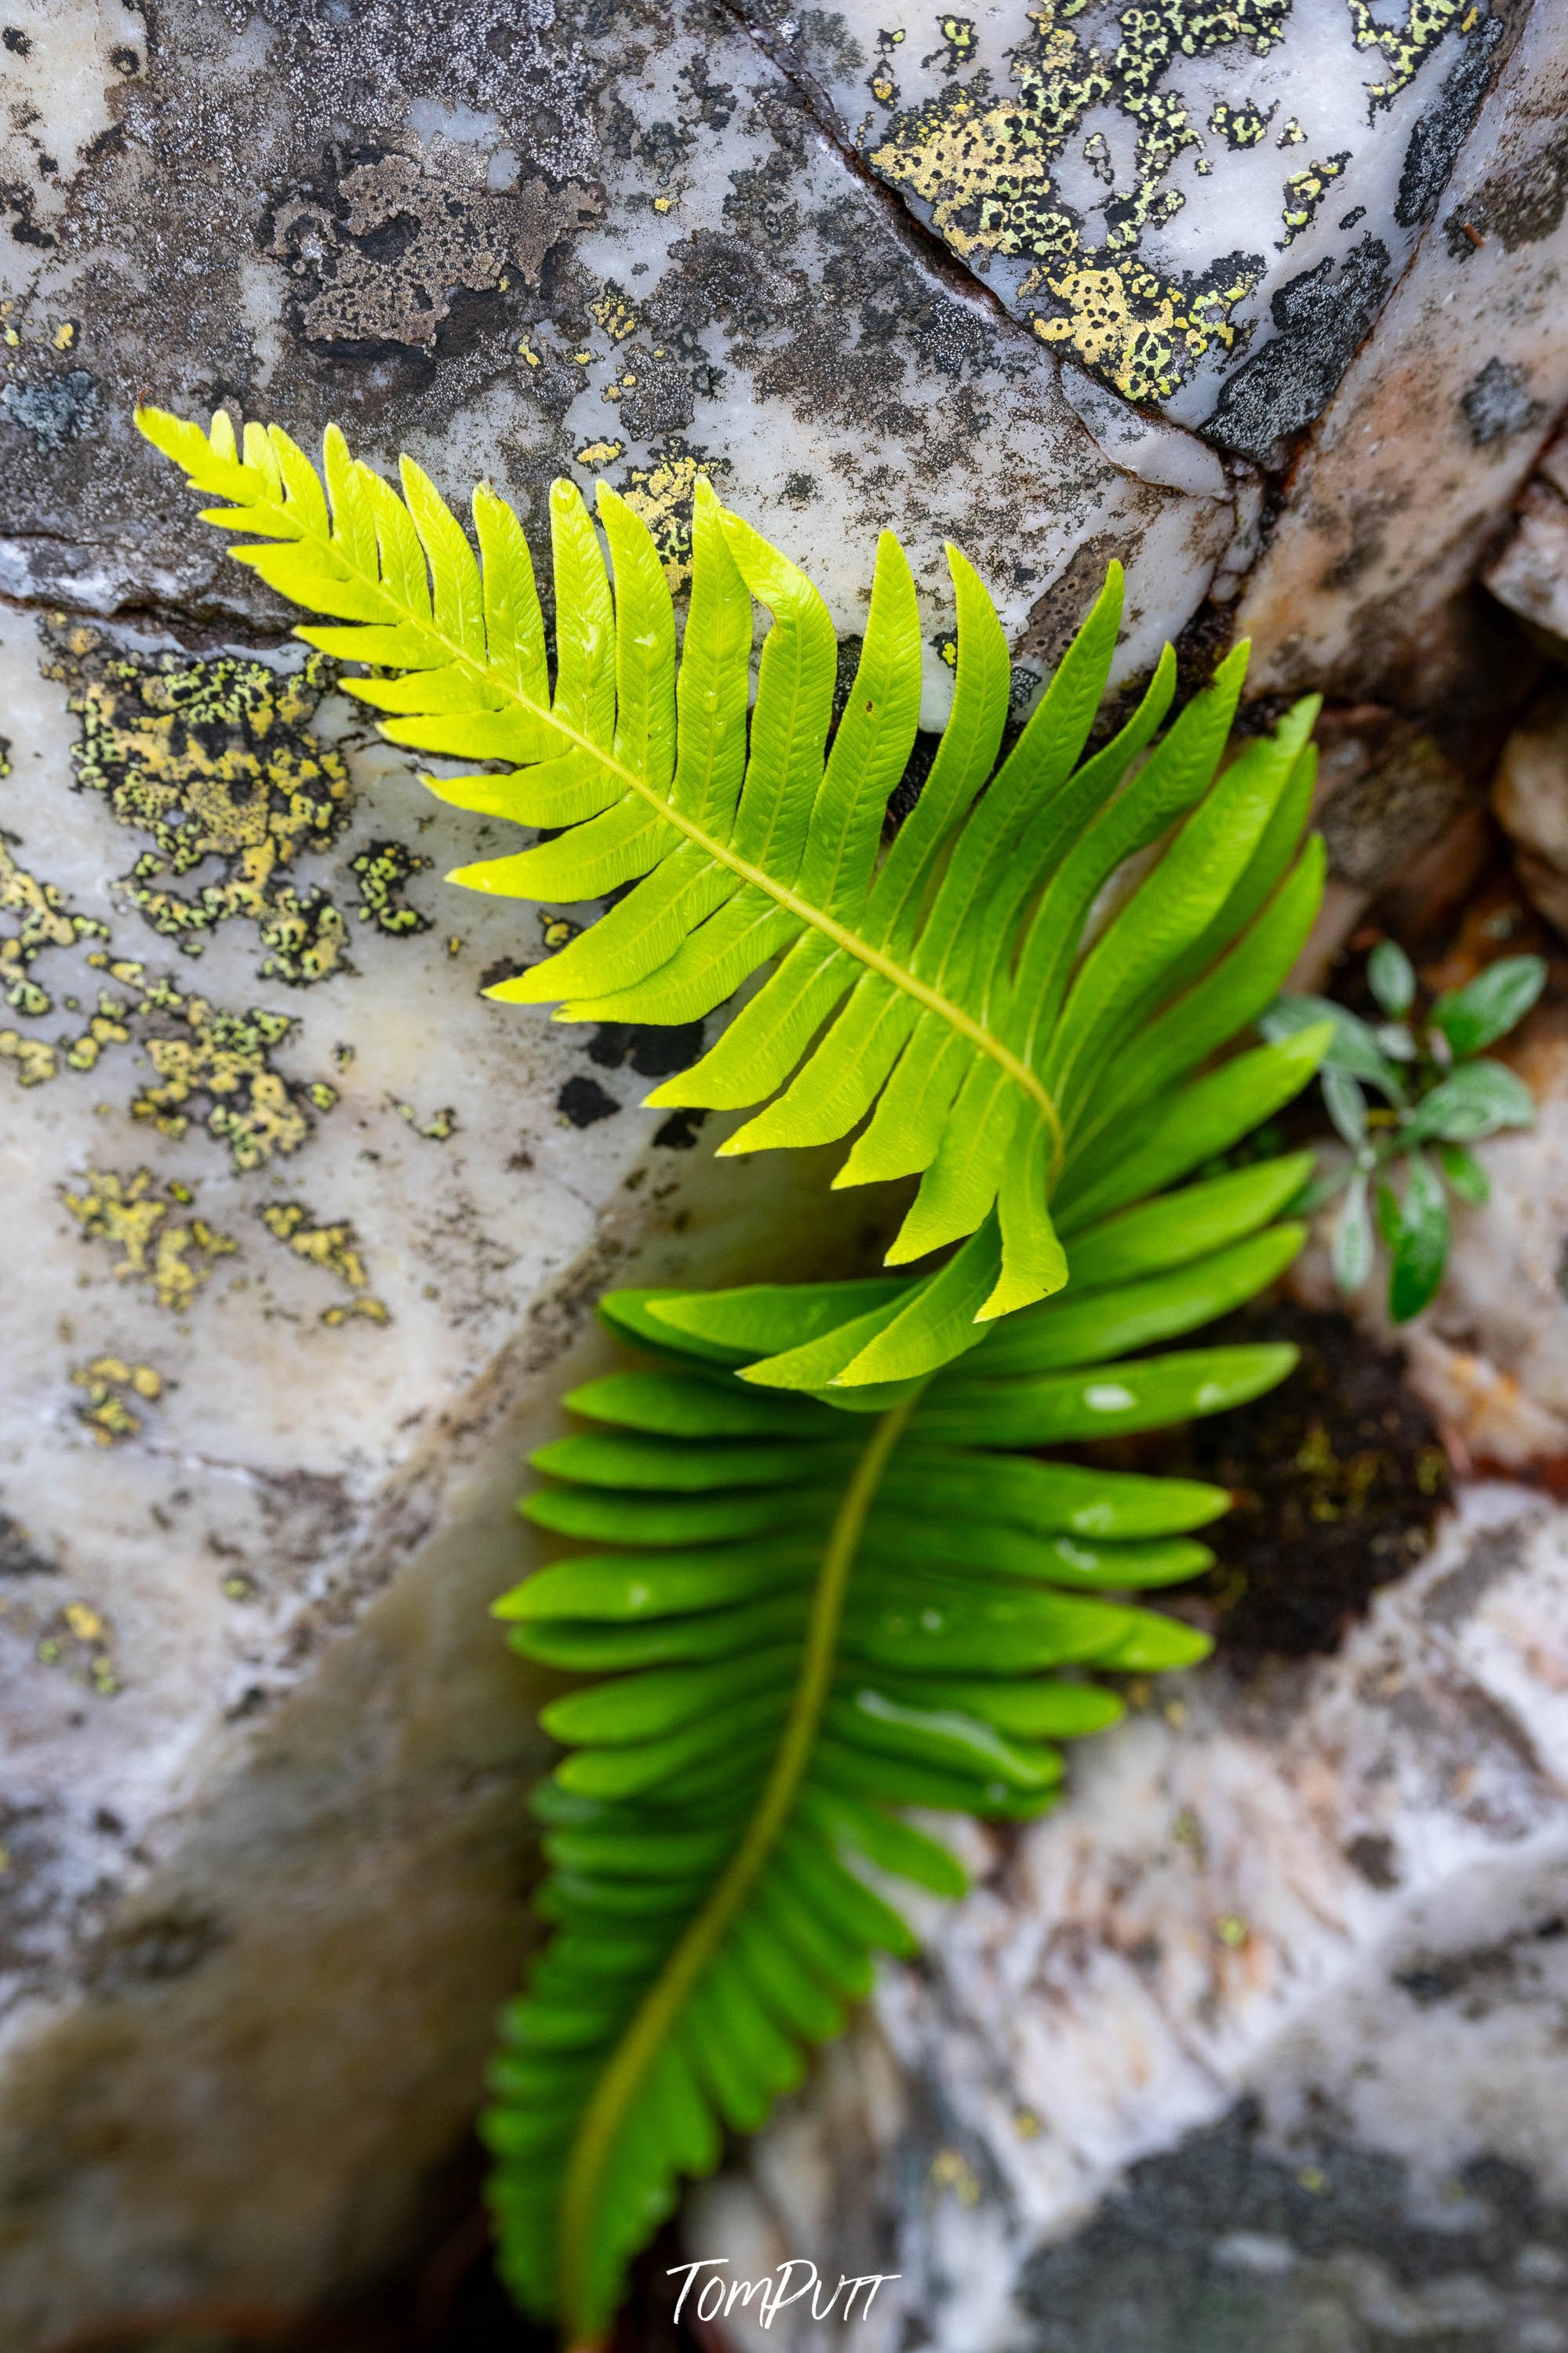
[
  {"left": 929, "top": 2149, "right": 982, "bottom": 2207},
  {"left": 45, "top": 628, "right": 354, "bottom": 986},
  {"left": 36, "top": 1597, "right": 118, "bottom": 1694},
  {"left": 0, "top": 1032, "right": 59, "bottom": 1084},
  {"left": 1347, "top": 0, "right": 1468, "bottom": 106},
  {"left": 63, "top": 991, "right": 133, "bottom": 1073},
  {"left": 322, "top": 1295, "right": 392, "bottom": 1327},
  {"left": 935, "top": 13, "right": 977, "bottom": 71},
  {"left": 1028, "top": 253, "right": 1257, "bottom": 404},
  {"left": 349, "top": 841, "right": 432, "bottom": 936},
  {"left": 258, "top": 1200, "right": 391, "bottom": 1326},
  {"left": 1210, "top": 98, "right": 1271, "bottom": 148},
  {"left": 576, "top": 438, "right": 626, "bottom": 468},
  {"left": 590, "top": 285, "right": 639, "bottom": 341},
  {"left": 258, "top": 1200, "right": 369, "bottom": 1291},
  {"left": 70, "top": 1357, "right": 163, "bottom": 1444},
  {"left": 616, "top": 439, "right": 729, "bottom": 591},
  {"left": 393, "top": 1098, "right": 460, "bottom": 1142},
  {"left": 1279, "top": 150, "right": 1350, "bottom": 246},
  {"left": 865, "top": 0, "right": 1292, "bottom": 403},
  {"left": 62, "top": 1167, "right": 238, "bottom": 1313},
  {"left": 132, "top": 982, "right": 329, "bottom": 1171},
  {"left": 1, "top": 832, "right": 110, "bottom": 1017}
]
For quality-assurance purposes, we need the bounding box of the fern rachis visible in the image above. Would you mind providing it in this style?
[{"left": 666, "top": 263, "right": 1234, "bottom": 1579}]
[
  {"left": 489, "top": 1149, "right": 1312, "bottom": 2342},
  {"left": 136, "top": 404, "right": 1330, "bottom": 1387}
]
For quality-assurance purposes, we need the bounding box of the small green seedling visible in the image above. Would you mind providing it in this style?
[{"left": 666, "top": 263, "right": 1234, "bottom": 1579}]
[{"left": 1264, "top": 944, "right": 1544, "bottom": 1321}]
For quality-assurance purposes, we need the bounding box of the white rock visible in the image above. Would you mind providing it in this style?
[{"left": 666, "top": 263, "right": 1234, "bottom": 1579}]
[
  {"left": 697, "top": 1487, "right": 1568, "bottom": 2350},
  {"left": 733, "top": 0, "right": 1510, "bottom": 439}
]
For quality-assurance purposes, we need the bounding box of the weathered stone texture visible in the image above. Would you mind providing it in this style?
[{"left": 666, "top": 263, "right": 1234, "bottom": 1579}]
[
  {"left": 0, "top": 1, "right": 1246, "bottom": 2340},
  {"left": 733, "top": 0, "right": 1515, "bottom": 436},
  {"left": 1494, "top": 690, "right": 1568, "bottom": 939},
  {"left": 1487, "top": 423, "right": 1568, "bottom": 668},
  {"left": 0, "top": 0, "right": 1241, "bottom": 712},
  {"left": 694, "top": 1489, "right": 1568, "bottom": 2351},
  {"left": 1235, "top": 0, "right": 1568, "bottom": 716}
]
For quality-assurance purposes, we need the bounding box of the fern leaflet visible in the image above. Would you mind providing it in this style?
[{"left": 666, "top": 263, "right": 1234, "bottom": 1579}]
[
  {"left": 136, "top": 406, "right": 1330, "bottom": 1386},
  {"left": 489, "top": 1147, "right": 1313, "bottom": 2341}
]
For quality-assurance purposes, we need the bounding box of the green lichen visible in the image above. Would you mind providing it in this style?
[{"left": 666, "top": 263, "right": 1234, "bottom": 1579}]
[{"left": 45, "top": 623, "right": 355, "bottom": 985}]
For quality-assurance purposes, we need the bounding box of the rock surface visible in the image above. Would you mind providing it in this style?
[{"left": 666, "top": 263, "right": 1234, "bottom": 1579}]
[
  {"left": 1487, "top": 425, "right": 1568, "bottom": 667},
  {"left": 3, "top": 0, "right": 1568, "bottom": 2344},
  {"left": 1231, "top": 0, "right": 1568, "bottom": 723},
  {"left": 732, "top": 0, "right": 1515, "bottom": 442},
  {"left": 1495, "top": 691, "right": 1568, "bottom": 938},
  {"left": 694, "top": 1487, "right": 1568, "bottom": 2352}
]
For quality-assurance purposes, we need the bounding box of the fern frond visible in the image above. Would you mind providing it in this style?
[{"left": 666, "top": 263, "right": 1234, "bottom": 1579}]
[
  {"left": 489, "top": 1188, "right": 1308, "bottom": 2341},
  {"left": 136, "top": 405, "right": 1330, "bottom": 1385}
]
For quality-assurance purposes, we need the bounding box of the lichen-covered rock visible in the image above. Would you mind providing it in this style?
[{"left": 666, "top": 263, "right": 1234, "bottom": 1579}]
[
  {"left": 0, "top": 0, "right": 1243, "bottom": 716},
  {"left": 0, "top": 596, "right": 893, "bottom": 2347},
  {"left": 1235, "top": 0, "right": 1568, "bottom": 719},
  {"left": 693, "top": 1487, "right": 1568, "bottom": 2352},
  {"left": 731, "top": 0, "right": 1514, "bottom": 443},
  {"left": 0, "top": 2, "right": 1253, "bottom": 2340}
]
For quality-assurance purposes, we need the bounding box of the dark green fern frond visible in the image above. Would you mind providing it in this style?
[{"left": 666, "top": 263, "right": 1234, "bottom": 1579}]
[
  {"left": 136, "top": 406, "right": 1330, "bottom": 1388},
  {"left": 488, "top": 1158, "right": 1312, "bottom": 2342}
]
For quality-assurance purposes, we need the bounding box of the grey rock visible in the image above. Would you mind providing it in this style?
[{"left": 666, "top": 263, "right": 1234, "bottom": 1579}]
[
  {"left": 1463, "top": 355, "right": 1549, "bottom": 450},
  {"left": 731, "top": 0, "right": 1515, "bottom": 435},
  {"left": 1493, "top": 690, "right": 1568, "bottom": 934},
  {"left": 0, "top": 371, "right": 100, "bottom": 453},
  {"left": 693, "top": 1491, "right": 1568, "bottom": 2353},
  {"left": 1235, "top": 0, "right": 1568, "bottom": 719},
  {"left": 1487, "top": 457, "right": 1568, "bottom": 664},
  {"left": 0, "top": 0, "right": 1233, "bottom": 705},
  {"left": 1206, "top": 236, "right": 1393, "bottom": 471}
]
